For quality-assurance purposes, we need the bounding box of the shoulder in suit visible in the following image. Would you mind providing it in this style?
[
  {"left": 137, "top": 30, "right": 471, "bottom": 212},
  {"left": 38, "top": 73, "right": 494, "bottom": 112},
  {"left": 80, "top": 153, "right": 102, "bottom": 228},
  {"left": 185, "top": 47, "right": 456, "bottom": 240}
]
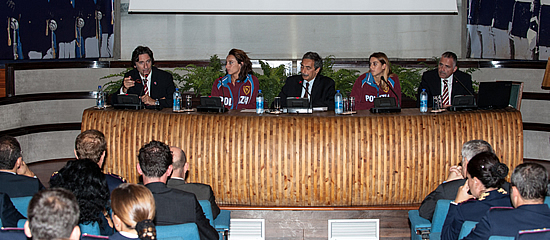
[
  {"left": 0, "top": 172, "right": 41, "bottom": 198},
  {"left": 167, "top": 178, "right": 220, "bottom": 218}
]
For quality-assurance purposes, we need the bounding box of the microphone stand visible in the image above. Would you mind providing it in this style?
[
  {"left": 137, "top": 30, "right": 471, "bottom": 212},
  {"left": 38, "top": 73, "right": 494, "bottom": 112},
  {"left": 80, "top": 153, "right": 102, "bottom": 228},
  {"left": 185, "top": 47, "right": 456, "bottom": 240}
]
[{"left": 380, "top": 76, "right": 400, "bottom": 108}]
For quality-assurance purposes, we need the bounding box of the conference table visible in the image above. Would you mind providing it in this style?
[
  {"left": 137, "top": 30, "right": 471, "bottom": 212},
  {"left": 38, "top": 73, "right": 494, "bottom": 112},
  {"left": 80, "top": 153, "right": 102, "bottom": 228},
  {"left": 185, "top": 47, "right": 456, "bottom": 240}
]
[{"left": 82, "top": 107, "right": 522, "bottom": 207}]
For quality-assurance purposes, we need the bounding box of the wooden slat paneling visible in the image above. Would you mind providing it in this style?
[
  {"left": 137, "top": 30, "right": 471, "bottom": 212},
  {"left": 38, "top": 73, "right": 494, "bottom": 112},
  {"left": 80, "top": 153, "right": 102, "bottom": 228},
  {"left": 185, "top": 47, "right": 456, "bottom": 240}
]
[{"left": 82, "top": 108, "right": 523, "bottom": 207}]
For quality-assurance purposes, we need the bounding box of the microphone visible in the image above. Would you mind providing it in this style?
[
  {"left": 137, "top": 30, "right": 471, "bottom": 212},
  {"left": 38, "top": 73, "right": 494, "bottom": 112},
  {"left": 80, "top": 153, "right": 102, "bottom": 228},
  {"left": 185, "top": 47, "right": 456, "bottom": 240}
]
[
  {"left": 298, "top": 80, "right": 313, "bottom": 109},
  {"left": 448, "top": 75, "right": 477, "bottom": 110},
  {"left": 380, "top": 76, "right": 401, "bottom": 108}
]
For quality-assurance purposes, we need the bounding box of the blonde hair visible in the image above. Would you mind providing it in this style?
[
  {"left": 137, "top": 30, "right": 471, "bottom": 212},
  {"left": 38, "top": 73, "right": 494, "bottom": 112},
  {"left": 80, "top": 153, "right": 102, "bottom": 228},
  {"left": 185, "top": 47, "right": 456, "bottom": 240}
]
[{"left": 111, "top": 183, "right": 156, "bottom": 229}]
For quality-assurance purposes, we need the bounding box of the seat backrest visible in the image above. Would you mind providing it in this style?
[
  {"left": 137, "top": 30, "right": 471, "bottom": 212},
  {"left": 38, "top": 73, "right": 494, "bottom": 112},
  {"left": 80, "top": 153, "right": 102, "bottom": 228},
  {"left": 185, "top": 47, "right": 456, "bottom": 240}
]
[
  {"left": 11, "top": 196, "right": 33, "bottom": 218},
  {"left": 544, "top": 196, "right": 550, "bottom": 207},
  {"left": 458, "top": 221, "right": 478, "bottom": 239},
  {"left": 79, "top": 222, "right": 101, "bottom": 236},
  {"left": 517, "top": 228, "right": 550, "bottom": 240},
  {"left": 431, "top": 199, "right": 452, "bottom": 233},
  {"left": 198, "top": 200, "right": 215, "bottom": 228},
  {"left": 156, "top": 223, "right": 200, "bottom": 240},
  {"left": 487, "top": 236, "right": 514, "bottom": 240}
]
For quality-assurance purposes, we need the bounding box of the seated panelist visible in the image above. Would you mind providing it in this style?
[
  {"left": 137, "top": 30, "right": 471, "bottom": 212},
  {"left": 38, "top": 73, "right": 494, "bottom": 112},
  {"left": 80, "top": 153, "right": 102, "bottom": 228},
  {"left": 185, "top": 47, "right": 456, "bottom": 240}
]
[
  {"left": 211, "top": 49, "right": 259, "bottom": 110},
  {"left": 350, "top": 52, "right": 401, "bottom": 110},
  {"left": 118, "top": 46, "right": 176, "bottom": 108},
  {"left": 277, "top": 52, "right": 336, "bottom": 110}
]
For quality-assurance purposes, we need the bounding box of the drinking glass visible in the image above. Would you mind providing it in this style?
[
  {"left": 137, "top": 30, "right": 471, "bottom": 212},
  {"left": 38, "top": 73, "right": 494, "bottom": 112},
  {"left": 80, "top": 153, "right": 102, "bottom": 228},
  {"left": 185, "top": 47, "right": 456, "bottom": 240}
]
[
  {"left": 343, "top": 97, "right": 349, "bottom": 112},
  {"left": 349, "top": 97, "right": 355, "bottom": 112},
  {"left": 273, "top": 97, "right": 281, "bottom": 111},
  {"left": 185, "top": 95, "right": 193, "bottom": 109},
  {"left": 433, "top": 95, "right": 441, "bottom": 111}
]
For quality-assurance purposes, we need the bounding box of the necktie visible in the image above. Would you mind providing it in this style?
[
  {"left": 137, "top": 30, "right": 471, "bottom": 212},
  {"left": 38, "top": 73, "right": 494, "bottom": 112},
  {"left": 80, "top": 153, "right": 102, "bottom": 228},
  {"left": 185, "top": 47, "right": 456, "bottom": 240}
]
[
  {"left": 304, "top": 82, "right": 310, "bottom": 98},
  {"left": 442, "top": 79, "right": 449, "bottom": 105},
  {"left": 143, "top": 74, "right": 149, "bottom": 95}
]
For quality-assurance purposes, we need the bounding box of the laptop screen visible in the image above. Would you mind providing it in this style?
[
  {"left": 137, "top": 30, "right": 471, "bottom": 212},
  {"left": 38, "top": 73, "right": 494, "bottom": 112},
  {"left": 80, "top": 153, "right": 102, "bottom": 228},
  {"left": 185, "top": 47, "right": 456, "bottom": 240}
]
[{"left": 477, "top": 82, "right": 512, "bottom": 109}]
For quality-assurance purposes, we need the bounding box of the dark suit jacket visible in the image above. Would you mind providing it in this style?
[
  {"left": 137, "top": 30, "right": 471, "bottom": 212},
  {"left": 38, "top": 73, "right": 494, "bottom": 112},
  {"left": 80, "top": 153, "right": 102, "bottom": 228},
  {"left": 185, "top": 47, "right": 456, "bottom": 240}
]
[
  {"left": 418, "top": 179, "right": 510, "bottom": 221},
  {"left": 107, "top": 232, "right": 136, "bottom": 240},
  {"left": 166, "top": 178, "right": 220, "bottom": 219},
  {"left": 464, "top": 204, "right": 550, "bottom": 240},
  {"left": 145, "top": 182, "right": 217, "bottom": 240},
  {"left": 0, "top": 172, "right": 43, "bottom": 198},
  {"left": 118, "top": 67, "right": 176, "bottom": 108},
  {"left": 105, "top": 173, "right": 126, "bottom": 193},
  {"left": 277, "top": 75, "right": 336, "bottom": 110},
  {"left": 417, "top": 69, "right": 474, "bottom": 107},
  {"left": 0, "top": 192, "right": 25, "bottom": 227}
]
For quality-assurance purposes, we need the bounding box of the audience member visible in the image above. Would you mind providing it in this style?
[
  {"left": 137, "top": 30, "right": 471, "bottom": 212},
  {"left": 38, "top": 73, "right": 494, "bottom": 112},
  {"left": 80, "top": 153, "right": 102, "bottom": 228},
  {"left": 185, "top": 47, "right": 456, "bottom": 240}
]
[
  {"left": 24, "top": 188, "right": 81, "bottom": 240},
  {"left": 117, "top": 46, "right": 176, "bottom": 108},
  {"left": 0, "top": 192, "right": 25, "bottom": 227},
  {"left": 0, "top": 136, "right": 44, "bottom": 198},
  {"left": 419, "top": 140, "right": 496, "bottom": 220},
  {"left": 73, "top": 130, "right": 126, "bottom": 192},
  {"left": 211, "top": 48, "right": 260, "bottom": 110},
  {"left": 137, "top": 140, "right": 217, "bottom": 240},
  {"left": 110, "top": 183, "right": 156, "bottom": 240},
  {"left": 441, "top": 152, "right": 512, "bottom": 240},
  {"left": 463, "top": 163, "right": 550, "bottom": 239},
  {"left": 350, "top": 52, "right": 401, "bottom": 110},
  {"left": 417, "top": 51, "right": 474, "bottom": 108},
  {"left": 167, "top": 146, "right": 220, "bottom": 218},
  {"left": 50, "top": 159, "right": 113, "bottom": 236},
  {"left": 277, "top": 52, "right": 336, "bottom": 110}
]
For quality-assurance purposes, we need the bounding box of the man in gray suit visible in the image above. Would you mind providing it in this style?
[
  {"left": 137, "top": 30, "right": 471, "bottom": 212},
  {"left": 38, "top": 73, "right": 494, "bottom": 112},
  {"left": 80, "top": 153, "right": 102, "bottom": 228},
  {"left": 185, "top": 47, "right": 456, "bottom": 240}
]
[{"left": 167, "top": 146, "right": 220, "bottom": 219}]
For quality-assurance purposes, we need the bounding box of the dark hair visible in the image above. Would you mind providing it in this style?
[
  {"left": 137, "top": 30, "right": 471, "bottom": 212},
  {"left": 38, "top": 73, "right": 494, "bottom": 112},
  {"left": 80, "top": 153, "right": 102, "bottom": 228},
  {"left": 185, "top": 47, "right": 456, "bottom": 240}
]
[
  {"left": 441, "top": 51, "right": 458, "bottom": 67},
  {"left": 467, "top": 152, "right": 509, "bottom": 189},
  {"left": 138, "top": 140, "right": 172, "bottom": 178},
  {"left": 0, "top": 136, "right": 21, "bottom": 170},
  {"left": 132, "top": 46, "right": 154, "bottom": 67},
  {"left": 171, "top": 147, "right": 187, "bottom": 170},
  {"left": 111, "top": 183, "right": 156, "bottom": 240},
  {"left": 511, "top": 163, "right": 548, "bottom": 200},
  {"left": 302, "top": 52, "right": 323, "bottom": 72},
  {"left": 28, "top": 188, "right": 80, "bottom": 240},
  {"left": 75, "top": 130, "right": 106, "bottom": 164},
  {"left": 461, "top": 140, "right": 493, "bottom": 161},
  {"left": 49, "top": 159, "right": 110, "bottom": 225},
  {"left": 227, "top": 48, "right": 252, "bottom": 81}
]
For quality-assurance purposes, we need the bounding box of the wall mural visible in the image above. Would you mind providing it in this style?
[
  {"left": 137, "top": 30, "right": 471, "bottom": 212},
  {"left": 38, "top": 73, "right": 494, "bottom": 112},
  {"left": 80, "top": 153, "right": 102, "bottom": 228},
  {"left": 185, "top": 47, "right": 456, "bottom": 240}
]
[
  {"left": 467, "top": 0, "right": 550, "bottom": 60},
  {"left": 2, "top": 0, "right": 114, "bottom": 60}
]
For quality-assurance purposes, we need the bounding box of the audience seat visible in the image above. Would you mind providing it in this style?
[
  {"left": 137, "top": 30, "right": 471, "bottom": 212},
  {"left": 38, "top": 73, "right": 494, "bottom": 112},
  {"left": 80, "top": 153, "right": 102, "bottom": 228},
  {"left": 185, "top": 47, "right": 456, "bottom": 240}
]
[
  {"left": 198, "top": 200, "right": 230, "bottom": 239},
  {"left": 79, "top": 222, "right": 101, "bottom": 236},
  {"left": 408, "top": 199, "right": 452, "bottom": 240},
  {"left": 156, "top": 223, "right": 200, "bottom": 240},
  {"left": 457, "top": 221, "right": 478, "bottom": 239},
  {"left": 11, "top": 196, "right": 32, "bottom": 218},
  {"left": 487, "top": 236, "right": 514, "bottom": 240}
]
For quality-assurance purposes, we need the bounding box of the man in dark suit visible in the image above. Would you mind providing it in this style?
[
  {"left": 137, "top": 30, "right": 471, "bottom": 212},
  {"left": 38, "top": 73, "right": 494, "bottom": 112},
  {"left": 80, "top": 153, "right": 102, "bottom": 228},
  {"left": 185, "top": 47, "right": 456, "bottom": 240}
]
[
  {"left": 277, "top": 52, "right": 336, "bottom": 110},
  {"left": 73, "top": 130, "right": 126, "bottom": 192},
  {"left": 418, "top": 140, "right": 494, "bottom": 221},
  {"left": 463, "top": 163, "right": 550, "bottom": 239},
  {"left": 117, "top": 46, "right": 176, "bottom": 108},
  {"left": 137, "top": 140, "right": 217, "bottom": 240},
  {"left": 167, "top": 146, "right": 220, "bottom": 219},
  {"left": 417, "top": 51, "right": 474, "bottom": 108},
  {"left": 0, "top": 136, "right": 44, "bottom": 198},
  {"left": 0, "top": 192, "right": 25, "bottom": 227}
]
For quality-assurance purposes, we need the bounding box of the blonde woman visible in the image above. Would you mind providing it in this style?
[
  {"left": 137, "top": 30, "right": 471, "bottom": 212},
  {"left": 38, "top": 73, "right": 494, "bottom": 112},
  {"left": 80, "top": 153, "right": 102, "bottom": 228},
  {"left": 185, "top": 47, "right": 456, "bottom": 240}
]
[{"left": 109, "top": 183, "right": 156, "bottom": 240}]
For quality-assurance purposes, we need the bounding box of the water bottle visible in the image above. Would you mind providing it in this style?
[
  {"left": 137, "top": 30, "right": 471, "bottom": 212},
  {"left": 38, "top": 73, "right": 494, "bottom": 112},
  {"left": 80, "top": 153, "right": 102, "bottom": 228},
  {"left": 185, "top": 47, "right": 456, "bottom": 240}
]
[
  {"left": 96, "top": 85, "right": 105, "bottom": 109},
  {"left": 335, "top": 90, "right": 343, "bottom": 114},
  {"left": 420, "top": 89, "right": 428, "bottom": 113},
  {"left": 256, "top": 90, "right": 264, "bottom": 114},
  {"left": 173, "top": 88, "right": 181, "bottom": 111}
]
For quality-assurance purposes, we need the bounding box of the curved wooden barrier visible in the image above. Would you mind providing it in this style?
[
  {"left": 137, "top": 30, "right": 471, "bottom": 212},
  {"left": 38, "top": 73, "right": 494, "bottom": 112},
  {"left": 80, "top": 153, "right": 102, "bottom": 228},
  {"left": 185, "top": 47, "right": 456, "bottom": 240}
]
[{"left": 82, "top": 108, "right": 523, "bottom": 207}]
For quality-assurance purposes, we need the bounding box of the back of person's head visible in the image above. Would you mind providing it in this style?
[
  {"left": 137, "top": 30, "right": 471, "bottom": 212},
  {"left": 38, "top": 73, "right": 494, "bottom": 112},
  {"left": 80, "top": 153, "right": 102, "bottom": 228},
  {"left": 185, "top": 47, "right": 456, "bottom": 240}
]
[
  {"left": 171, "top": 147, "right": 187, "bottom": 171},
  {"left": 467, "top": 152, "right": 509, "bottom": 189},
  {"left": 75, "top": 130, "right": 106, "bottom": 164},
  {"left": 111, "top": 183, "right": 156, "bottom": 240},
  {"left": 461, "top": 140, "right": 493, "bottom": 161},
  {"left": 131, "top": 46, "right": 154, "bottom": 66},
  {"left": 227, "top": 48, "right": 252, "bottom": 81},
  {"left": 302, "top": 52, "right": 323, "bottom": 71},
  {"left": 441, "top": 51, "right": 458, "bottom": 66},
  {"left": 138, "top": 140, "right": 172, "bottom": 178},
  {"left": 49, "top": 159, "right": 109, "bottom": 224},
  {"left": 511, "top": 163, "right": 548, "bottom": 201},
  {"left": 0, "top": 135, "right": 21, "bottom": 170},
  {"left": 26, "top": 188, "right": 80, "bottom": 240}
]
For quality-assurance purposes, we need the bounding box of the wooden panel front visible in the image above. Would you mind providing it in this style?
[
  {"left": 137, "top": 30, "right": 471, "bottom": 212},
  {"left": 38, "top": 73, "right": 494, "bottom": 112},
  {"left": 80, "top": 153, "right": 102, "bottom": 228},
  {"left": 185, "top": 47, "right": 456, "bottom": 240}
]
[{"left": 82, "top": 108, "right": 523, "bottom": 206}]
